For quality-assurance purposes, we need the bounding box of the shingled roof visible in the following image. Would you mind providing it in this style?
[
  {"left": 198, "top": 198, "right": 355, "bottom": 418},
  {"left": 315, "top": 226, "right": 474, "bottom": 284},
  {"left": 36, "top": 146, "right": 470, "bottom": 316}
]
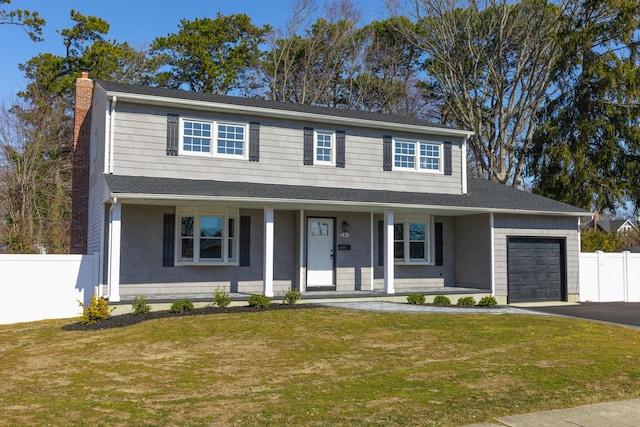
[
  {"left": 104, "top": 174, "right": 587, "bottom": 216},
  {"left": 95, "top": 80, "right": 466, "bottom": 132}
]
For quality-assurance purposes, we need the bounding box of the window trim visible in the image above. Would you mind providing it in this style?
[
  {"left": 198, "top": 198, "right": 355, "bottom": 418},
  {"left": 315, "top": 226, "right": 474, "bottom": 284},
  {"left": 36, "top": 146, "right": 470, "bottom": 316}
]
[
  {"left": 392, "top": 139, "right": 443, "bottom": 173},
  {"left": 175, "top": 207, "right": 239, "bottom": 266},
  {"left": 393, "top": 215, "right": 435, "bottom": 265},
  {"left": 179, "top": 118, "right": 248, "bottom": 160},
  {"left": 314, "top": 129, "right": 335, "bottom": 166}
]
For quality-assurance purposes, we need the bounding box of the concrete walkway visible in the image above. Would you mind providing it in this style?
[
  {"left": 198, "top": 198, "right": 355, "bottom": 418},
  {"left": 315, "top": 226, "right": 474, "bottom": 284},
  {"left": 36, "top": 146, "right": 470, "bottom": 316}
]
[
  {"left": 320, "top": 301, "right": 554, "bottom": 315},
  {"left": 462, "top": 398, "right": 640, "bottom": 426},
  {"left": 320, "top": 302, "right": 640, "bottom": 426}
]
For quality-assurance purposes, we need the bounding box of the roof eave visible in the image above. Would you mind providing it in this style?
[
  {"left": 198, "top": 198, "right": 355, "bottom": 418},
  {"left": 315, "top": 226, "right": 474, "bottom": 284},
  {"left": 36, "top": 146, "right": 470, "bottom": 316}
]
[
  {"left": 108, "top": 192, "right": 588, "bottom": 217},
  {"left": 100, "top": 88, "right": 474, "bottom": 138}
]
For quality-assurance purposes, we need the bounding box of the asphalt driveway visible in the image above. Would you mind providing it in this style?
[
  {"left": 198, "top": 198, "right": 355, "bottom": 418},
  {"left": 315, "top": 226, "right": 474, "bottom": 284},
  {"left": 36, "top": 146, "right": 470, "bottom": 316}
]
[{"left": 527, "top": 302, "right": 640, "bottom": 328}]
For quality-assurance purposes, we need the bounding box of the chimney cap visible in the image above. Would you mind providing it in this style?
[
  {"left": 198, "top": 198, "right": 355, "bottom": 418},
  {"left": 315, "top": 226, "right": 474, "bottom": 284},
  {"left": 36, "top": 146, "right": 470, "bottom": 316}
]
[{"left": 80, "top": 69, "right": 90, "bottom": 79}]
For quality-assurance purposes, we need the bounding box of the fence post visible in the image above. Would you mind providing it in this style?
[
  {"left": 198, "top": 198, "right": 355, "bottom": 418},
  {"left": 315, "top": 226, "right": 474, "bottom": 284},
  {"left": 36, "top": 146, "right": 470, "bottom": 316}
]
[
  {"left": 623, "top": 251, "right": 630, "bottom": 302},
  {"left": 596, "top": 251, "right": 603, "bottom": 302}
]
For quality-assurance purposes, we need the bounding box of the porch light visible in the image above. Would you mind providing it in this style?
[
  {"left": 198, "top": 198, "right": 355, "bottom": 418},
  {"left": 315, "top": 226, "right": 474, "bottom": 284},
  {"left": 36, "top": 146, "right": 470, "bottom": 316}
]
[{"left": 342, "top": 221, "right": 350, "bottom": 233}]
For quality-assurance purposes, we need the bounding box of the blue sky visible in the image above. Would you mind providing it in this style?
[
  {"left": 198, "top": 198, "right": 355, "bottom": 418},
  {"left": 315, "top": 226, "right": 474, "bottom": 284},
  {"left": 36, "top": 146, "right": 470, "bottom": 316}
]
[{"left": 1, "top": 0, "right": 388, "bottom": 98}]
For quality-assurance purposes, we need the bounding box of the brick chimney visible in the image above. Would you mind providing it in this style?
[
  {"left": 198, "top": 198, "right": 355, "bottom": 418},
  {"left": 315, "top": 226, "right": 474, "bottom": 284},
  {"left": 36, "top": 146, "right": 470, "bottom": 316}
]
[{"left": 70, "top": 70, "right": 93, "bottom": 254}]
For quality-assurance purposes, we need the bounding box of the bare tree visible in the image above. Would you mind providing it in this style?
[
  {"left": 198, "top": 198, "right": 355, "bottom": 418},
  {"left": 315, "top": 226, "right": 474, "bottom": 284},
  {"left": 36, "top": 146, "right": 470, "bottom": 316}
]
[
  {"left": 391, "top": 0, "right": 564, "bottom": 186},
  {"left": 264, "top": 0, "right": 362, "bottom": 107},
  {"left": 0, "top": 97, "right": 71, "bottom": 253}
]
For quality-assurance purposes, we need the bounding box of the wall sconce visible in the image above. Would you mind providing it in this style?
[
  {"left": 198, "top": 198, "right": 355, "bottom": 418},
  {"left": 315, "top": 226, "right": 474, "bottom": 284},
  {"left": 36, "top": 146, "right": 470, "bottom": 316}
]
[{"left": 342, "top": 221, "right": 350, "bottom": 234}]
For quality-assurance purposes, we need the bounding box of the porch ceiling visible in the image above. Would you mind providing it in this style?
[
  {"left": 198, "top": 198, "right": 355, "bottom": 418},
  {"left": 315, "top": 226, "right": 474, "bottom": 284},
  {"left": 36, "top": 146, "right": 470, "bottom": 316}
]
[{"left": 103, "top": 174, "right": 588, "bottom": 217}]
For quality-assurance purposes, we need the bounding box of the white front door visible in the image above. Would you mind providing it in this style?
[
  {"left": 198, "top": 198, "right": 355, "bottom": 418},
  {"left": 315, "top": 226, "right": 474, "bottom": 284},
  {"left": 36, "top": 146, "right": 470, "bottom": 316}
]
[{"left": 307, "top": 218, "right": 335, "bottom": 288}]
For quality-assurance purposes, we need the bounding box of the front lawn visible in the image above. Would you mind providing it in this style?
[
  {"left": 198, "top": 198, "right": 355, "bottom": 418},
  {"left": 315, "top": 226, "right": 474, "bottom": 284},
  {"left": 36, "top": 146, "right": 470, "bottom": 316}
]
[{"left": 1, "top": 307, "right": 639, "bottom": 426}]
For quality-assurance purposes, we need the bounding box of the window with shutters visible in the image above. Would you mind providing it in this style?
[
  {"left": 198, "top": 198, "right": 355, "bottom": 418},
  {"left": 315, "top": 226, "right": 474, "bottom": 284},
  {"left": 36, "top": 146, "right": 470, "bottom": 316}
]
[
  {"left": 176, "top": 207, "right": 239, "bottom": 265},
  {"left": 394, "top": 216, "right": 435, "bottom": 264},
  {"left": 180, "top": 118, "right": 247, "bottom": 159},
  {"left": 393, "top": 139, "right": 442, "bottom": 172},
  {"left": 314, "top": 130, "right": 335, "bottom": 165}
]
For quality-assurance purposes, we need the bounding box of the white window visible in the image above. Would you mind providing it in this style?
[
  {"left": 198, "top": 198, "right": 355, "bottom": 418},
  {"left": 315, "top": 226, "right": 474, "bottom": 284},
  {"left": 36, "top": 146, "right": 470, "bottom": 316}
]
[
  {"left": 177, "top": 208, "right": 238, "bottom": 265},
  {"left": 182, "top": 120, "right": 212, "bottom": 154},
  {"left": 216, "top": 123, "right": 245, "bottom": 157},
  {"left": 180, "top": 119, "right": 246, "bottom": 159},
  {"left": 393, "top": 216, "right": 434, "bottom": 264},
  {"left": 315, "top": 131, "right": 334, "bottom": 165},
  {"left": 394, "top": 140, "right": 441, "bottom": 172}
]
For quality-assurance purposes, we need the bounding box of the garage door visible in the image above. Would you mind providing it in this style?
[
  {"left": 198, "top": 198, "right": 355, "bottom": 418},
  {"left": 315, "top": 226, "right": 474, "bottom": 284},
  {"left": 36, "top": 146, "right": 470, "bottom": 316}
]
[{"left": 507, "top": 238, "right": 565, "bottom": 303}]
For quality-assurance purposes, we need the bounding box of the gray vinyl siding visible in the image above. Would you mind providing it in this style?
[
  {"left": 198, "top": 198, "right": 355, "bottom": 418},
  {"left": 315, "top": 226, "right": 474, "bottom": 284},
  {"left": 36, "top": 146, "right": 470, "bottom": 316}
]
[
  {"left": 109, "top": 102, "right": 465, "bottom": 195},
  {"left": 117, "top": 205, "right": 301, "bottom": 298},
  {"left": 453, "top": 214, "right": 491, "bottom": 290},
  {"left": 492, "top": 214, "right": 580, "bottom": 298},
  {"left": 372, "top": 215, "right": 454, "bottom": 291},
  {"left": 86, "top": 87, "right": 109, "bottom": 255}
]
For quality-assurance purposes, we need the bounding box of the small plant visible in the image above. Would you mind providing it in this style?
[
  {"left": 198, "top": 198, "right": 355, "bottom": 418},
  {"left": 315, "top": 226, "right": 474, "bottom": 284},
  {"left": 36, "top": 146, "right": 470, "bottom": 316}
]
[
  {"left": 478, "top": 296, "right": 498, "bottom": 307},
  {"left": 212, "top": 287, "right": 231, "bottom": 308},
  {"left": 407, "top": 293, "right": 426, "bottom": 305},
  {"left": 283, "top": 288, "right": 301, "bottom": 305},
  {"left": 248, "top": 294, "right": 271, "bottom": 308},
  {"left": 78, "top": 296, "right": 115, "bottom": 324},
  {"left": 433, "top": 295, "right": 451, "bottom": 306},
  {"left": 457, "top": 296, "right": 476, "bottom": 307},
  {"left": 132, "top": 295, "right": 151, "bottom": 315},
  {"left": 170, "top": 300, "right": 194, "bottom": 313}
]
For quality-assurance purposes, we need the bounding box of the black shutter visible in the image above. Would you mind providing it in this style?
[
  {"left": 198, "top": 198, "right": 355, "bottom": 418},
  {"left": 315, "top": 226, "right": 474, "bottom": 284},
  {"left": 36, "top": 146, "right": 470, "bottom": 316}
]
[
  {"left": 163, "top": 213, "right": 175, "bottom": 267},
  {"left": 383, "top": 135, "right": 392, "bottom": 171},
  {"left": 336, "top": 130, "right": 346, "bottom": 168},
  {"left": 435, "top": 222, "right": 443, "bottom": 266},
  {"left": 239, "top": 216, "right": 251, "bottom": 266},
  {"left": 443, "top": 141, "right": 452, "bottom": 175},
  {"left": 303, "top": 127, "right": 314, "bottom": 165},
  {"left": 378, "top": 220, "right": 384, "bottom": 266},
  {"left": 167, "top": 114, "right": 179, "bottom": 156},
  {"left": 249, "top": 122, "right": 260, "bottom": 162}
]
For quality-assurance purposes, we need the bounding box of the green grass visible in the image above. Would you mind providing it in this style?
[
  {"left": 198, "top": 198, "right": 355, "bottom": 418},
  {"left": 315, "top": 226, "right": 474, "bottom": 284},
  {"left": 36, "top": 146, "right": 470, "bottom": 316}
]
[{"left": 1, "top": 308, "right": 640, "bottom": 426}]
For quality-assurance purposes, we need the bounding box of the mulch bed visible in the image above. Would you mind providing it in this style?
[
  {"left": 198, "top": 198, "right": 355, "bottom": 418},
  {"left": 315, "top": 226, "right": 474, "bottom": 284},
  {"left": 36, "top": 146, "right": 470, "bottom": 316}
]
[{"left": 63, "top": 304, "right": 319, "bottom": 331}]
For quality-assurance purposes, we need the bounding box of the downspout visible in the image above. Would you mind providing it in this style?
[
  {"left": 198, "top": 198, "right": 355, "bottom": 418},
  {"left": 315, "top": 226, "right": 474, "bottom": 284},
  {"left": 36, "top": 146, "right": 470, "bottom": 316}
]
[{"left": 108, "top": 96, "right": 117, "bottom": 174}]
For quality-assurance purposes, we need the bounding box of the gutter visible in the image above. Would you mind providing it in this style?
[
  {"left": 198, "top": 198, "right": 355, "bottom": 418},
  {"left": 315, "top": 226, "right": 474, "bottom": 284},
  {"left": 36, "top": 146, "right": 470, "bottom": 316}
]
[
  {"left": 101, "top": 89, "right": 475, "bottom": 139},
  {"left": 108, "top": 192, "right": 588, "bottom": 217}
]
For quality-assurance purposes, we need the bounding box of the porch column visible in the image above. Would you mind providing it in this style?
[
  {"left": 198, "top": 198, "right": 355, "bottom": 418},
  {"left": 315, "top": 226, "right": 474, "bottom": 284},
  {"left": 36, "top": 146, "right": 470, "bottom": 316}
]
[
  {"left": 263, "top": 205, "right": 275, "bottom": 297},
  {"left": 108, "top": 201, "right": 121, "bottom": 302},
  {"left": 383, "top": 209, "right": 395, "bottom": 294}
]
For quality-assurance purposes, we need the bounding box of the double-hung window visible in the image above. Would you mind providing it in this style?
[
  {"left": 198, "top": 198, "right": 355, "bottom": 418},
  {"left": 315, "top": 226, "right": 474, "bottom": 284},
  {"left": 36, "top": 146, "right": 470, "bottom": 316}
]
[
  {"left": 180, "top": 118, "right": 247, "bottom": 159},
  {"left": 393, "top": 216, "right": 434, "bottom": 264},
  {"left": 217, "top": 123, "right": 245, "bottom": 157},
  {"left": 183, "top": 120, "right": 212, "bottom": 154},
  {"left": 315, "top": 130, "right": 334, "bottom": 165},
  {"left": 394, "top": 139, "right": 441, "bottom": 172},
  {"left": 177, "top": 208, "right": 239, "bottom": 265}
]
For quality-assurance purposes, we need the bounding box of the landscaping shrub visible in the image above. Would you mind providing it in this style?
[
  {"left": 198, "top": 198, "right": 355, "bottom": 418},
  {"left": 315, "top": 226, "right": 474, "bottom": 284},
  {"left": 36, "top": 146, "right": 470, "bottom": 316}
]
[
  {"left": 78, "top": 296, "right": 115, "bottom": 324},
  {"left": 212, "top": 287, "right": 231, "bottom": 308},
  {"left": 478, "top": 296, "right": 498, "bottom": 307},
  {"left": 132, "top": 295, "right": 151, "bottom": 315},
  {"left": 457, "top": 296, "right": 476, "bottom": 307},
  {"left": 248, "top": 294, "right": 271, "bottom": 308},
  {"left": 170, "top": 300, "right": 194, "bottom": 313},
  {"left": 407, "top": 293, "right": 426, "bottom": 305},
  {"left": 283, "top": 288, "right": 301, "bottom": 305},
  {"left": 433, "top": 295, "right": 451, "bottom": 306}
]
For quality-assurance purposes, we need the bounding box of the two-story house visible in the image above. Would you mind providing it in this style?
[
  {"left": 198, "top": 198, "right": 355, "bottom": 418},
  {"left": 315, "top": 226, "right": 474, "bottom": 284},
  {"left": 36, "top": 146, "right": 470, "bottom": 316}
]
[{"left": 71, "top": 73, "right": 587, "bottom": 304}]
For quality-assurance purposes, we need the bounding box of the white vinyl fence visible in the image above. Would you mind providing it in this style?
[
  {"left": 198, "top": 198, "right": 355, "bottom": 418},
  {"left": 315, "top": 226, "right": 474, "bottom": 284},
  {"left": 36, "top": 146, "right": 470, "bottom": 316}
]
[
  {"left": 0, "top": 254, "right": 98, "bottom": 324},
  {"left": 580, "top": 251, "right": 640, "bottom": 302}
]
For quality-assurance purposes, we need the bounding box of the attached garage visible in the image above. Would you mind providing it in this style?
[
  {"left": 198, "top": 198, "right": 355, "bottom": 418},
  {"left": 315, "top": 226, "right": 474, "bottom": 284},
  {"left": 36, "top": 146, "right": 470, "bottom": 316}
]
[{"left": 507, "top": 237, "right": 566, "bottom": 303}]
